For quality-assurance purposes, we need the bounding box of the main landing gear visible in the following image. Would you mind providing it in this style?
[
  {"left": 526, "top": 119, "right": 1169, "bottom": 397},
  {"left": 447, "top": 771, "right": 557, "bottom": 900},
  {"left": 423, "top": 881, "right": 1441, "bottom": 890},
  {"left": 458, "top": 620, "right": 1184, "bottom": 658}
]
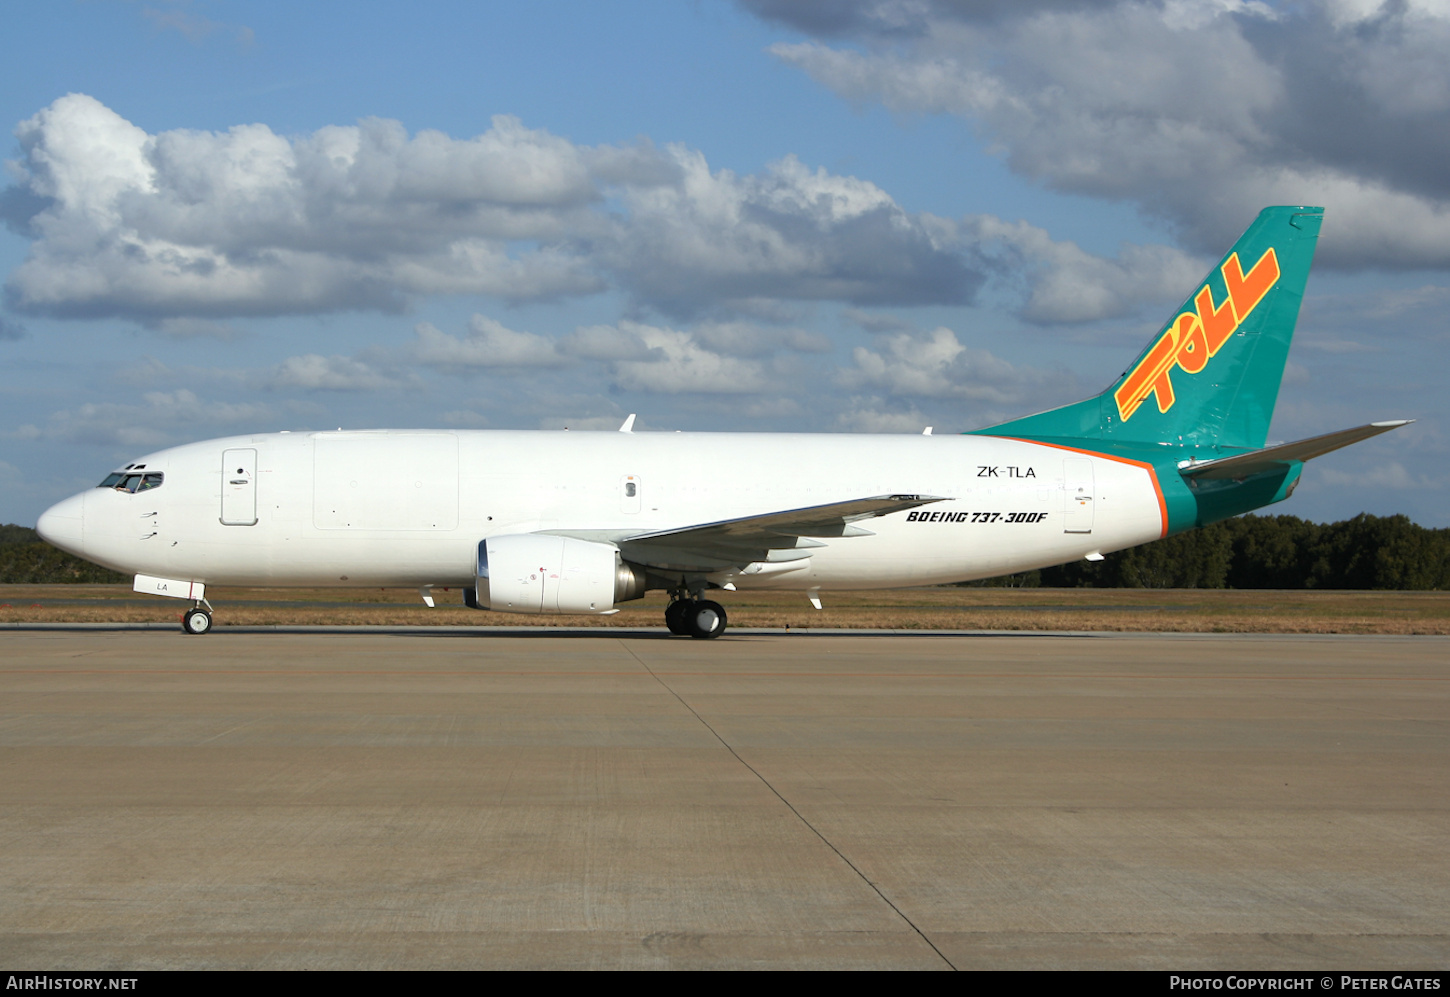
[
  {"left": 181, "top": 602, "right": 213, "bottom": 635},
  {"left": 665, "top": 593, "right": 727, "bottom": 639}
]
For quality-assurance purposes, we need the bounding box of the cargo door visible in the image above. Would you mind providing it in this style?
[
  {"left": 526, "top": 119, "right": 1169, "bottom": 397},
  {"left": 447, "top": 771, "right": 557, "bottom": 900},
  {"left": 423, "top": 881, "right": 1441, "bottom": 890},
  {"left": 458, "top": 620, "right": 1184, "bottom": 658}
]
[
  {"left": 1062, "top": 458, "right": 1095, "bottom": 534},
  {"left": 221, "top": 448, "right": 258, "bottom": 526},
  {"left": 313, "top": 433, "right": 459, "bottom": 531}
]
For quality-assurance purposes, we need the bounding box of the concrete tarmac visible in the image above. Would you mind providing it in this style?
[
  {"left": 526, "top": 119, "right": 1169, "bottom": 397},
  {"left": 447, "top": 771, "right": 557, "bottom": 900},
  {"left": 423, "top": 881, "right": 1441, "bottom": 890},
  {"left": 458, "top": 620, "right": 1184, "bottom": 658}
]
[{"left": 1, "top": 628, "right": 1447, "bottom": 970}]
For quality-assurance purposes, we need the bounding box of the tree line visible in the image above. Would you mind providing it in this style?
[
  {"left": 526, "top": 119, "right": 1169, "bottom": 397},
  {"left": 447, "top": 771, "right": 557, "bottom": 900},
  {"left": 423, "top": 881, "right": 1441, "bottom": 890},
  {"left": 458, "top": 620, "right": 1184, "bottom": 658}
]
[
  {"left": 2, "top": 512, "right": 1447, "bottom": 589},
  {"left": 975, "top": 513, "right": 1450, "bottom": 590},
  {"left": 0, "top": 524, "right": 128, "bottom": 584}
]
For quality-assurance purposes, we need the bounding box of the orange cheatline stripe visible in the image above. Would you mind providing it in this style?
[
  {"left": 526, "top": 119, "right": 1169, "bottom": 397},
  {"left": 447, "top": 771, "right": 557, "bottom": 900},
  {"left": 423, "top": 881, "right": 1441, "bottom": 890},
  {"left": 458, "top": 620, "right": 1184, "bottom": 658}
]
[{"left": 991, "top": 436, "right": 1170, "bottom": 539}]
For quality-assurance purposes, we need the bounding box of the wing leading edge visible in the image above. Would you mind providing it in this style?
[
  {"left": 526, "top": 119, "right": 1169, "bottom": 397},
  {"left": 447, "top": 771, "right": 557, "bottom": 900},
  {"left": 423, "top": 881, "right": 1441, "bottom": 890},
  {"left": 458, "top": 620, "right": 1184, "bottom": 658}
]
[{"left": 552, "top": 493, "right": 949, "bottom": 573}]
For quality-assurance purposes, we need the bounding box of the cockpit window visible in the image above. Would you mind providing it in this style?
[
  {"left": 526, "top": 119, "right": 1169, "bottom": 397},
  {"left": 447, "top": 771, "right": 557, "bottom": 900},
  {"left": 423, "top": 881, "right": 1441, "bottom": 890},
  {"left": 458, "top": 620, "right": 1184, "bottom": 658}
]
[{"left": 99, "top": 472, "right": 163, "bottom": 493}]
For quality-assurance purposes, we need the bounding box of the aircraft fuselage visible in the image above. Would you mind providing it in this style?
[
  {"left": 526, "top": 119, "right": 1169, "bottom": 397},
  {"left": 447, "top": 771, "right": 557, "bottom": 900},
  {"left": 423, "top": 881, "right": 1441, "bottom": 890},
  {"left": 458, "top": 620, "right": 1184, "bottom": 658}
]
[{"left": 39, "top": 429, "right": 1166, "bottom": 591}]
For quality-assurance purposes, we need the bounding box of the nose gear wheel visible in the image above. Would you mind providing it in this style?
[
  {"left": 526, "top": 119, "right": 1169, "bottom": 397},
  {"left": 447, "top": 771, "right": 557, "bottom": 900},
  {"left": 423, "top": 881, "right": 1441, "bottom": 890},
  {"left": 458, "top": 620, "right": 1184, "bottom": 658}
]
[{"left": 181, "top": 607, "right": 213, "bottom": 635}]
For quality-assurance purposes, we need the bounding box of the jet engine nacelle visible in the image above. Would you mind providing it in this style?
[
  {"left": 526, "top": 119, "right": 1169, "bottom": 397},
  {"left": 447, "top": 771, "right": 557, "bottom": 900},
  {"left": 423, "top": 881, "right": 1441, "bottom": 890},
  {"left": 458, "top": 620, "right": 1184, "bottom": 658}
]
[{"left": 468, "top": 534, "right": 647, "bottom": 614}]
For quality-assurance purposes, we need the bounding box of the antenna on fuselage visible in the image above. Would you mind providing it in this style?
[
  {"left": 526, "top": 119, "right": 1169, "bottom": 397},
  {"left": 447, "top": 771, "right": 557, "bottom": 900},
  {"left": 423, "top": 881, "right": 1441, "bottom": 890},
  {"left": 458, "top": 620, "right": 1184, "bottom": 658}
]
[{"left": 619, "top": 414, "right": 636, "bottom": 433}]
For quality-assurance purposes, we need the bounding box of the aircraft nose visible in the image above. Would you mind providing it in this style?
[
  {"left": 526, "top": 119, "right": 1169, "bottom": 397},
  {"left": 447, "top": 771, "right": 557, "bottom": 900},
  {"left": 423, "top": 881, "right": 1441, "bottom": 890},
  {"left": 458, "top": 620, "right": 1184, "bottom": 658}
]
[{"left": 36, "top": 492, "right": 86, "bottom": 555}]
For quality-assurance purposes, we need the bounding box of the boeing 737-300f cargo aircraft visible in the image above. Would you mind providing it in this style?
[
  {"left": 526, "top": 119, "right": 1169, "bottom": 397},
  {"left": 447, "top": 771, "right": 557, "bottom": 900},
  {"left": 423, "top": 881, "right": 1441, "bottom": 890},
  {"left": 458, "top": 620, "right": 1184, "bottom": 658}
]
[{"left": 36, "top": 207, "right": 1410, "bottom": 637}]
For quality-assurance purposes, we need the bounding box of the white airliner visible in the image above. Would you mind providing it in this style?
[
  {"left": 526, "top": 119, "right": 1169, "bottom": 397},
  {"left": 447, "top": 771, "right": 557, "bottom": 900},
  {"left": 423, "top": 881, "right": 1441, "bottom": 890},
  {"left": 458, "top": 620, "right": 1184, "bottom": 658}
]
[{"left": 35, "top": 207, "right": 1408, "bottom": 637}]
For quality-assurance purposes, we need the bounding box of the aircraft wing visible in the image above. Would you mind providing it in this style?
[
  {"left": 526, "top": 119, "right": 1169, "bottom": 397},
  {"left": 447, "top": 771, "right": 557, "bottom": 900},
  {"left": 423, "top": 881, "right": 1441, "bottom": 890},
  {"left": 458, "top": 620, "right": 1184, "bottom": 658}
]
[
  {"left": 553, "top": 493, "right": 949, "bottom": 572},
  {"left": 1179, "top": 421, "right": 1412, "bottom": 481}
]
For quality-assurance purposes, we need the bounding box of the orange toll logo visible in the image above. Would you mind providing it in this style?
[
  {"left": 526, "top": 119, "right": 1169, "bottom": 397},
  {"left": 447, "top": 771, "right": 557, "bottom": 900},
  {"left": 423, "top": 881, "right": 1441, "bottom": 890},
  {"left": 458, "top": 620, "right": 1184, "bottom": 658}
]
[{"left": 1114, "top": 248, "right": 1281, "bottom": 422}]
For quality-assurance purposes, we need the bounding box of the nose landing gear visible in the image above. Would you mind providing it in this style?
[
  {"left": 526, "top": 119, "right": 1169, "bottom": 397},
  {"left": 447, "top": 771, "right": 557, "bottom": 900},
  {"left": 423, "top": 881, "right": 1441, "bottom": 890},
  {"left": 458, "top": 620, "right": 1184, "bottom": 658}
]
[{"left": 181, "top": 602, "right": 213, "bottom": 635}]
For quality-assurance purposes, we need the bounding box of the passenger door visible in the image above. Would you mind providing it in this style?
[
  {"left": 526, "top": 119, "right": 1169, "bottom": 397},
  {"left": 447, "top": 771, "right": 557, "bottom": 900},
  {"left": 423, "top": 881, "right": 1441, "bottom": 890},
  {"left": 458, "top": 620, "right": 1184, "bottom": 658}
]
[{"left": 221, "top": 448, "right": 258, "bottom": 526}]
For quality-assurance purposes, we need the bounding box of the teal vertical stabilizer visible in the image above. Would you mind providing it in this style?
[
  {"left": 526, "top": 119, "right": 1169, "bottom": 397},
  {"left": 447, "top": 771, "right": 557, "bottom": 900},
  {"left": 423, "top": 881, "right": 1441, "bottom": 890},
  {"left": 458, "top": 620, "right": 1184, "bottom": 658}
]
[{"left": 971, "top": 206, "right": 1323, "bottom": 455}]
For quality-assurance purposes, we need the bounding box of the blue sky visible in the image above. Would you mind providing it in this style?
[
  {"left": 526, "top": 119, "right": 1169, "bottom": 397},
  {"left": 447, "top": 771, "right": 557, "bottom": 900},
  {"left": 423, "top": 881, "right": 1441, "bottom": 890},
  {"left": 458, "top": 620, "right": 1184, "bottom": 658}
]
[{"left": 2, "top": 0, "right": 1447, "bottom": 528}]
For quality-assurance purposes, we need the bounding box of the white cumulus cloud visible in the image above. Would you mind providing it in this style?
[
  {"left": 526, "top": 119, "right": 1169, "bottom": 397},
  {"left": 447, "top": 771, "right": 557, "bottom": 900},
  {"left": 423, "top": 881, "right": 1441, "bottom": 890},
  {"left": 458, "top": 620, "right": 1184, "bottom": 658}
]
[
  {"left": 411, "top": 315, "right": 568, "bottom": 369},
  {"left": 836, "top": 400, "right": 935, "bottom": 433},
  {"left": 968, "top": 215, "right": 1209, "bottom": 324},
  {"left": 607, "top": 321, "right": 771, "bottom": 394},
  {"left": 15, "top": 388, "right": 275, "bottom": 448},
  {"left": 268, "top": 354, "right": 401, "bottom": 391},
  {"left": 597, "top": 149, "right": 983, "bottom": 315},
  {"left": 757, "top": 0, "right": 1450, "bottom": 269},
  {"left": 840, "top": 326, "right": 1076, "bottom": 406},
  {"left": 2, "top": 95, "right": 1017, "bottom": 323},
  {"left": 3, "top": 96, "right": 601, "bottom": 320}
]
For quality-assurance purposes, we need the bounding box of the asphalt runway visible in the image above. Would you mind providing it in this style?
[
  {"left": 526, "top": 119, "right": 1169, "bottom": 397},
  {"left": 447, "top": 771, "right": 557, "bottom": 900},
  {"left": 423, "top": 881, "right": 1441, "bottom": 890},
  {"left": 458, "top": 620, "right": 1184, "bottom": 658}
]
[{"left": 1, "top": 628, "right": 1447, "bottom": 970}]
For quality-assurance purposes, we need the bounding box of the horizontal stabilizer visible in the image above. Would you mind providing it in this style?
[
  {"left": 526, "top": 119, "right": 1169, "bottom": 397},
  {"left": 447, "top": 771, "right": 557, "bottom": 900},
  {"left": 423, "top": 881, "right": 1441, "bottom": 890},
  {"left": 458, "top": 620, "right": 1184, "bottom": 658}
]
[{"left": 1180, "top": 421, "right": 1411, "bottom": 480}]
